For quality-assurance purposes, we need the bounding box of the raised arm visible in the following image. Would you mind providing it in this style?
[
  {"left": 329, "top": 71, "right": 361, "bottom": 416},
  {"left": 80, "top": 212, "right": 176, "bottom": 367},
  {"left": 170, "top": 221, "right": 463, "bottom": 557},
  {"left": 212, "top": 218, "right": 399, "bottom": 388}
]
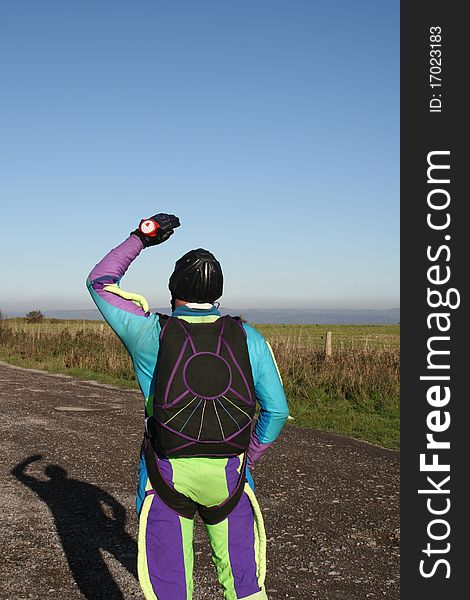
[
  {"left": 86, "top": 213, "right": 180, "bottom": 354},
  {"left": 10, "top": 454, "right": 43, "bottom": 486}
]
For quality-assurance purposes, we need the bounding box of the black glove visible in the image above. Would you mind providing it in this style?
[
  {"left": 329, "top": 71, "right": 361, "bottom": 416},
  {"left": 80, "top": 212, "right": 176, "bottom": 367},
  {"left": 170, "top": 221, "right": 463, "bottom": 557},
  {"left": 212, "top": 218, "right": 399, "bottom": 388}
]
[{"left": 131, "top": 213, "right": 181, "bottom": 247}]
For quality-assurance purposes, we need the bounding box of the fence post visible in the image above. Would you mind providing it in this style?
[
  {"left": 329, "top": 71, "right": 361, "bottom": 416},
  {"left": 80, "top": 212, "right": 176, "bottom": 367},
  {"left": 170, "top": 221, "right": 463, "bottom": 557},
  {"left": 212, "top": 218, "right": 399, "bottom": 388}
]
[{"left": 325, "top": 331, "right": 332, "bottom": 357}]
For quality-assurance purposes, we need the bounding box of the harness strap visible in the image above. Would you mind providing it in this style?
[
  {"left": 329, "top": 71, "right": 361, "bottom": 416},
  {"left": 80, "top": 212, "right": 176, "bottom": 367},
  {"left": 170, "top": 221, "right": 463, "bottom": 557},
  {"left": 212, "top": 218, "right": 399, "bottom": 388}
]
[
  {"left": 176, "top": 315, "right": 227, "bottom": 355},
  {"left": 144, "top": 439, "right": 197, "bottom": 519},
  {"left": 158, "top": 313, "right": 170, "bottom": 340},
  {"left": 144, "top": 438, "right": 247, "bottom": 525},
  {"left": 198, "top": 452, "right": 248, "bottom": 525}
]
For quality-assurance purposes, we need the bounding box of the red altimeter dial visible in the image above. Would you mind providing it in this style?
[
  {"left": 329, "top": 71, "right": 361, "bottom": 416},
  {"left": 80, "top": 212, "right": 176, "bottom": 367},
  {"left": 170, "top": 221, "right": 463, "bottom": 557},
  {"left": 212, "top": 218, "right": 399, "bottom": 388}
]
[{"left": 139, "top": 219, "right": 160, "bottom": 237}]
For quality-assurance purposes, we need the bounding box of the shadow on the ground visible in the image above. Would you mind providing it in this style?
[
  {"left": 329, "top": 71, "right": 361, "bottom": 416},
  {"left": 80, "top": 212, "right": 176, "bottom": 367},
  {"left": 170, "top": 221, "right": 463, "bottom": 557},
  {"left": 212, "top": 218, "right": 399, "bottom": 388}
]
[{"left": 11, "top": 454, "right": 137, "bottom": 600}]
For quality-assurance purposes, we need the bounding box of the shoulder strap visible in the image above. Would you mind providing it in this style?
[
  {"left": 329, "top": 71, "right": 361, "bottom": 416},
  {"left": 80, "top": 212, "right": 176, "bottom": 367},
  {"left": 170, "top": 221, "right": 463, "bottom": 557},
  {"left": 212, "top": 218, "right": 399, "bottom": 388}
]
[
  {"left": 225, "top": 314, "right": 247, "bottom": 337},
  {"left": 157, "top": 313, "right": 170, "bottom": 339}
]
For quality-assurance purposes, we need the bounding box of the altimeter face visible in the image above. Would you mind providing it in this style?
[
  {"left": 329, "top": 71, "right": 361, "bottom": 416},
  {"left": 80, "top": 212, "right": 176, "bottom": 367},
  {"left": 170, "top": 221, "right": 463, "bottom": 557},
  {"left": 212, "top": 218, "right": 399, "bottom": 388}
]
[{"left": 140, "top": 219, "right": 159, "bottom": 236}]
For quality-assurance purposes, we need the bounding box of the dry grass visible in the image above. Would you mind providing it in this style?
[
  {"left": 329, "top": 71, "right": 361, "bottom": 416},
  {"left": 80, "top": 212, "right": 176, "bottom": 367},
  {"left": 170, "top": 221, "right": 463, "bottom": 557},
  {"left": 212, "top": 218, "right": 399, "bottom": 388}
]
[{"left": 0, "top": 321, "right": 135, "bottom": 382}]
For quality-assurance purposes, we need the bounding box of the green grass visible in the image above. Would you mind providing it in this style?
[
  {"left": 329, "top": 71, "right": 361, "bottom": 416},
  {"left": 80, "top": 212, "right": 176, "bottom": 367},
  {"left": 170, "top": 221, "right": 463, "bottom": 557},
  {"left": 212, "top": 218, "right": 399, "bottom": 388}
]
[
  {"left": 288, "top": 393, "right": 399, "bottom": 449},
  {"left": 256, "top": 323, "right": 400, "bottom": 351},
  {"left": 0, "top": 317, "right": 400, "bottom": 450}
]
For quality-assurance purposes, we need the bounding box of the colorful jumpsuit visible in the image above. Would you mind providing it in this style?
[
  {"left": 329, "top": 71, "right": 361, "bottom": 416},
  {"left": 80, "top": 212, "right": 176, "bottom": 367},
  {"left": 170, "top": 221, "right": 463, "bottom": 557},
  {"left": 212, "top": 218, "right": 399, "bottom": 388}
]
[{"left": 87, "top": 235, "right": 289, "bottom": 600}]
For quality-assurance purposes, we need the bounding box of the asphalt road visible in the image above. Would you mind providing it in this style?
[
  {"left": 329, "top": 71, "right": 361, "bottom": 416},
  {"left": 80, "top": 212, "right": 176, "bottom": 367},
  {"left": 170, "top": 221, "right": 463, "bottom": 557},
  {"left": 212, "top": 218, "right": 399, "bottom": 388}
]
[{"left": 0, "top": 361, "right": 399, "bottom": 600}]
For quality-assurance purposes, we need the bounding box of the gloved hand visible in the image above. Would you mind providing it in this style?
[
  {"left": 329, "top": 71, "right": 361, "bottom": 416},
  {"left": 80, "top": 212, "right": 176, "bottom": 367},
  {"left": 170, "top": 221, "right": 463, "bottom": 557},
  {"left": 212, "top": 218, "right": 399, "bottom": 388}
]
[{"left": 131, "top": 213, "right": 181, "bottom": 247}]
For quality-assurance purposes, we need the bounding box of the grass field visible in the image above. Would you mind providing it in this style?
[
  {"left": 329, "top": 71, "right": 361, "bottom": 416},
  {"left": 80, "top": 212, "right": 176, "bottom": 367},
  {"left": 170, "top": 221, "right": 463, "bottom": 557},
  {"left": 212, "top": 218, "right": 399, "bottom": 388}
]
[{"left": 0, "top": 317, "right": 400, "bottom": 450}]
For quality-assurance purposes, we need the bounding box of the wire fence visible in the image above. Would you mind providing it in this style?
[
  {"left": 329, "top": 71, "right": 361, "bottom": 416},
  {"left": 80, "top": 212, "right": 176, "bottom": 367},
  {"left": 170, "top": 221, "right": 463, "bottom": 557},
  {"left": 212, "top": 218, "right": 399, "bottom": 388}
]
[{"left": 2, "top": 319, "right": 400, "bottom": 353}]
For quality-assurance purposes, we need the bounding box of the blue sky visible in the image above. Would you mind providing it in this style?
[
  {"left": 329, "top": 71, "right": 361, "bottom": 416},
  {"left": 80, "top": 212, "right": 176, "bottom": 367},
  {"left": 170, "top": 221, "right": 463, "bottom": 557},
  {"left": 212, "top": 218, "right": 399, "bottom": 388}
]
[{"left": 0, "top": 0, "right": 399, "bottom": 313}]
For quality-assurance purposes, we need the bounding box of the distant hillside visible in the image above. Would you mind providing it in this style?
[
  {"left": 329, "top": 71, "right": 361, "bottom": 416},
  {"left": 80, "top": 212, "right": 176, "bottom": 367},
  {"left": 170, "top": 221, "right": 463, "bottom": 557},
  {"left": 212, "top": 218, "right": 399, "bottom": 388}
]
[{"left": 3, "top": 307, "right": 400, "bottom": 325}]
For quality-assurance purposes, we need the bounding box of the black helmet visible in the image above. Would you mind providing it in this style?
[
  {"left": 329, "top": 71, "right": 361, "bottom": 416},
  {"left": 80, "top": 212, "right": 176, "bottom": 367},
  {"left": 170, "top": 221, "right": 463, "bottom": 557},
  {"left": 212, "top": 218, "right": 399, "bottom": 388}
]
[{"left": 169, "top": 248, "right": 223, "bottom": 304}]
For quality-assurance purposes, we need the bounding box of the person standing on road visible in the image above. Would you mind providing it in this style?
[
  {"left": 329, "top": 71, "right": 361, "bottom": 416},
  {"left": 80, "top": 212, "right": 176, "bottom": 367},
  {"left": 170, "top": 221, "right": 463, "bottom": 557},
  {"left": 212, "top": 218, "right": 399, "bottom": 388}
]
[{"left": 86, "top": 213, "right": 289, "bottom": 600}]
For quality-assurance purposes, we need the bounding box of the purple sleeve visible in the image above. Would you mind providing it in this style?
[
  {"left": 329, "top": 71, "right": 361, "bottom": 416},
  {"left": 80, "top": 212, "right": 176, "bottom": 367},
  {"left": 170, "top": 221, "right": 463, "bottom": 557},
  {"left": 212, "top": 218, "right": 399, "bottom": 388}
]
[
  {"left": 87, "top": 235, "right": 148, "bottom": 317},
  {"left": 247, "top": 429, "right": 274, "bottom": 466}
]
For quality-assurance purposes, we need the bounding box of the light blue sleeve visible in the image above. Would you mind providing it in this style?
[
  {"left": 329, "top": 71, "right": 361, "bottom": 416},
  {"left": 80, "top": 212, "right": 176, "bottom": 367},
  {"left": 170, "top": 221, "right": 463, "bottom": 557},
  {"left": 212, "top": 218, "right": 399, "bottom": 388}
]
[
  {"left": 87, "top": 284, "right": 161, "bottom": 400},
  {"left": 86, "top": 236, "right": 163, "bottom": 399},
  {"left": 244, "top": 323, "right": 289, "bottom": 444}
]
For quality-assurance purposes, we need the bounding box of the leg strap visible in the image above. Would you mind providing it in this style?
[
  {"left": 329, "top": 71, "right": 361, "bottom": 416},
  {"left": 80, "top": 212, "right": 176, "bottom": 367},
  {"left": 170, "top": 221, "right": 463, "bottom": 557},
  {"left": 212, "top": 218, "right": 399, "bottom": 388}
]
[
  {"left": 144, "top": 440, "right": 198, "bottom": 520},
  {"left": 198, "top": 453, "right": 248, "bottom": 525},
  {"left": 144, "top": 439, "right": 247, "bottom": 525}
]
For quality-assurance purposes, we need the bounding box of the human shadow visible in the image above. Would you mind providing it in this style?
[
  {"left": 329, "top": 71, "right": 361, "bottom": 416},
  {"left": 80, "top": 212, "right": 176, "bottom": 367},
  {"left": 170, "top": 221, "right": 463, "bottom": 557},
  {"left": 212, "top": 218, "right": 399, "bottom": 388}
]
[{"left": 11, "top": 454, "right": 138, "bottom": 600}]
